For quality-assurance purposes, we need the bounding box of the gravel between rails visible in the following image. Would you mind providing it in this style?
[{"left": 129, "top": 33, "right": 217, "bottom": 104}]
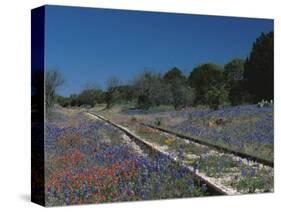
[{"left": 86, "top": 111, "right": 242, "bottom": 195}]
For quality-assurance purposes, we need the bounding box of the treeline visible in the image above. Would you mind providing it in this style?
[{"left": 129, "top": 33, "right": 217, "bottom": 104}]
[{"left": 54, "top": 31, "right": 273, "bottom": 110}]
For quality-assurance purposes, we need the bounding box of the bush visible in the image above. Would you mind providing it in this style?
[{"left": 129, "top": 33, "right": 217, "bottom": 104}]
[
  {"left": 105, "top": 77, "right": 121, "bottom": 108},
  {"left": 155, "top": 118, "right": 163, "bottom": 126},
  {"left": 189, "top": 63, "right": 223, "bottom": 105},
  {"left": 56, "top": 96, "right": 70, "bottom": 107},
  {"left": 205, "top": 85, "right": 228, "bottom": 110},
  {"left": 137, "top": 94, "right": 151, "bottom": 109},
  {"left": 172, "top": 85, "right": 195, "bottom": 110},
  {"left": 76, "top": 89, "right": 96, "bottom": 107},
  {"left": 134, "top": 71, "right": 172, "bottom": 109},
  {"left": 66, "top": 88, "right": 105, "bottom": 108}
]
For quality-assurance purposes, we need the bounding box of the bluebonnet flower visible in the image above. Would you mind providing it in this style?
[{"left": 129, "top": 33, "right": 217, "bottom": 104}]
[
  {"left": 201, "top": 184, "right": 207, "bottom": 192},
  {"left": 238, "top": 159, "right": 243, "bottom": 166},
  {"left": 251, "top": 168, "right": 256, "bottom": 177},
  {"left": 242, "top": 168, "right": 248, "bottom": 177},
  {"left": 187, "top": 178, "right": 195, "bottom": 192},
  {"left": 45, "top": 109, "right": 212, "bottom": 205}
]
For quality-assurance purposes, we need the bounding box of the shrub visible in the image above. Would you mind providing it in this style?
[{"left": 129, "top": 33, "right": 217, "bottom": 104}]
[
  {"left": 205, "top": 85, "right": 228, "bottom": 110},
  {"left": 172, "top": 85, "right": 195, "bottom": 110},
  {"left": 76, "top": 89, "right": 96, "bottom": 107},
  {"left": 56, "top": 96, "right": 70, "bottom": 107},
  {"left": 155, "top": 118, "right": 163, "bottom": 126},
  {"left": 137, "top": 94, "right": 151, "bottom": 109},
  {"left": 189, "top": 63, "right": 224, "bottom": 105}
]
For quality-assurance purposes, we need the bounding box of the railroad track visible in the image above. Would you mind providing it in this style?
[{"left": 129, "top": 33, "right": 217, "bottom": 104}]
[
  {"left": 86, "top": 111, "right": 243, "bottom": 195},
  {"left": 140, "top": 123, "right": 273, "bottom": 168}
]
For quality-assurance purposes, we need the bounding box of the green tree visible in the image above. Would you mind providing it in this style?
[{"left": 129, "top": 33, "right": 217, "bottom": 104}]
[
  {"left": 56, "top": 95, "right": 70, "bottom": 107},
  {"left": 76, "top": 88, "right": 96, "bottom": 107},
  {"left": 105, "top": 77, "right": 121, "bottom": 108},
  {"left": 137, "top": 94, "right": 151, "bottom": 110},
  {"left": 65, "top": 84, "right": 105, "bottom": 108},
  {"left": 92, "top": 89, "right": 105, "bottom": 104},
  {"left": 163, "top": 67, "right": 194, "bottom": 109},
  {"left": 172, "top": 83, "right": 195, "bottom": 109},
  {"left": 163, "top": 67, "right": 185, "bottom": 83},
  {"left": 115, "top": 85, "right": 136, "bottom": 103},
  {"left": 224, "top": 59, "right": 245, "bottom": 85},
  {"left": 134, "top": 71, "right": 172, "bottom": 109},
  {"left": 188, "top": 63, "right": 223, "bottom": 105},
  {"left": 205, "top": 84, "right": 228, "bottom": 110},
  {"left": 69, "top": 94, "right": 79, "bottom": 106},
  {"left": 224, "top": 58, "right": 246, "bottom": 105},
  {"left": 244, "top": 31, "right": 274, "bottom": 102}
]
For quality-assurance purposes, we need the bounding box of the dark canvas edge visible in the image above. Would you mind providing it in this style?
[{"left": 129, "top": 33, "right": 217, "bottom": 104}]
[{"left": 31, "top": 5, "right": 46, "bottom": 207}]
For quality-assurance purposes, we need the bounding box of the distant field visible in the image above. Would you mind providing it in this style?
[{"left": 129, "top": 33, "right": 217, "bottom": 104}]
[{"left": 95, "top": 104, "right": 274, "bottom": 162}]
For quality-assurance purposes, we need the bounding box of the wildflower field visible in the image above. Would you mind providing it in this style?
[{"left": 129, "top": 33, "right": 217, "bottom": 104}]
[
  {"left": 93, "top": 103, "right": 274, "bottom": 195},
  {"left": 45, "top": 108, "right": 213, "bottom": 206},
  {"left": 120, "top": 104, "right": 274, "bottom": 162},
  {"left": 43, "top": 104, "right": 274, "bottom": 206}
]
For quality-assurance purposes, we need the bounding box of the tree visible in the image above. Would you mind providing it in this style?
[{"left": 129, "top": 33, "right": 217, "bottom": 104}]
[
  {"left": 45, "top": 70, "right": 64, "bottom": 110},
  {"left": 224, "top": 59, "right": 245, "bottom": 85},
  {"left": 115, "top": 85, "right": 136, "bottom": 103},
  {"left": 134, "top": 71, "right": 157, "bottom": 109},
  {"left": 172, "top": 83, "right": 195, "bottom": 109},
  {"left": 137, "top": 94, "right": 151, "bottom": 110},
  {"left": 69, "top": 94, "right": 79, "bottom": 106},
  {"left": 65, "top": 84, "right": 105, "bottom": 108},
  {"left": 76, "top": 88, "right": 96, "bottom": 107},
  {"left": 205, "top": 84, "right": 228, "bottom": 110},
  {"left": 105, "top": 77, "right": 121, "bottom": 108},
  {"left": 244, "top": 31, "right": 274, "bottom": 102},
  {"left": 134, "top": 71, "right": 172, "bottom": 109},
  {"left": 163, "top": 67, "right": 195, "bottom": 109},
  {"left": 56, "top": 95, "right": 70, "bottom": 107},
  {"left": 188, "top": 63, "right": 223, "bottom": 105},
  {"left": 163, "top": 67, "right": 185, "bottom": 83},
  {"left": 224, "top": 59, "right": 246, "bottom": 105}
]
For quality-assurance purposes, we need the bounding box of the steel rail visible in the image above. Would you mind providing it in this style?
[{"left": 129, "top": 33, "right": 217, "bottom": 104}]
[
  {"left": 141, "top": 123, "right": 273, "bottom": 168},
  {"left": 86, "top": 112, "right": 241, "bottom": 195}
]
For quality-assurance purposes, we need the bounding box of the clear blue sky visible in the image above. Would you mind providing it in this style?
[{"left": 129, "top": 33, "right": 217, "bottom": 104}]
[{"left": 44, "top": 5, "right": 273, "bottom": 96}]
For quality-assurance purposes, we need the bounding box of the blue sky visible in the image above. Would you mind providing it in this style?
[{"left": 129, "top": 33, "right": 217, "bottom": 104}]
[{"left": 45, "top": 5, "right": 273, "bottom": 96}]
